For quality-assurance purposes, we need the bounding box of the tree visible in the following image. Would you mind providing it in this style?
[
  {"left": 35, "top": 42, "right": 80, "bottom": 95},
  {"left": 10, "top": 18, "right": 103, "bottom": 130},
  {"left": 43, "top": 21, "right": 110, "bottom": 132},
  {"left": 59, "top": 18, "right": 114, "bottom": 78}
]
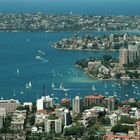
[
  {"left": 73, "top": 113, "right": 82, "bottom": 123},
  {"left": 64, "top": 123, "right": 84, "bottom": 137},
  {"left": 29, "top": 115, "right": 35, "bottom": 125},
  {"left": 111, "top": 124, "right": 133, "bottom": 134},
  {"left": 100, "top": 116, "right": 110, "bottom": 126},
  {"left": 120, "top": 116, "right": 137, "bottom": 124}
]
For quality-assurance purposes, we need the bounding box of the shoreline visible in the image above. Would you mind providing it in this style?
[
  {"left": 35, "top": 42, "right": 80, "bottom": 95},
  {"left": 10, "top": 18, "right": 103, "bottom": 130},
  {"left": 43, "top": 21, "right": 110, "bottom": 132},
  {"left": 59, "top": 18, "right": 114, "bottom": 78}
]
[
  {"left": 87, "top": 73, "right": 140, "bottom": 81},
  {"left": 75, "top": 65, "right": 140, "bottom": 81},
  {"left": 54, "top": 47, "right": 118, "bottom": 52},
  {"left": 1, "top": 30, "right": 140, "bottom": 33}
]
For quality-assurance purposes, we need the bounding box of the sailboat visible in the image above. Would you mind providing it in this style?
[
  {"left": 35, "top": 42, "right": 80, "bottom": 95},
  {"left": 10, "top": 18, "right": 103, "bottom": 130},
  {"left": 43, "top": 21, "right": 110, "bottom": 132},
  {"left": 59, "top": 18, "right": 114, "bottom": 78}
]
[
  {"left": 52, "top": 82, "right": 55, "bottom": 88},
  {"left": 13, "top": 90, "right": 16, "bottom": 97},
  {"left": 29, "top": 81, "right": 32, "bottom": 88},
  {"left": 92, "top": 85, "right": 96, "bottom": 90},
  {"left": 17, "top": 68, "right": 19, "bottom": 75},
  {"left": 60, "top": 83, "right": 69, "bottom": 91},
  {"left": 60, "top": 83, "right": 64, "bottom": 90},
  {"left": 26, "top": 81, "right": 32, "bottom": 89}
]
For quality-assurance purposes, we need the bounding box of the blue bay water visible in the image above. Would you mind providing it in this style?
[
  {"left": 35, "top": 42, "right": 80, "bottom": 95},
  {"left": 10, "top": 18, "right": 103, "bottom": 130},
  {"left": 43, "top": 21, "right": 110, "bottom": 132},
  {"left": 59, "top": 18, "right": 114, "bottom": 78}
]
[
  {"left": 0, "top": 31, "right": 140, "bottom": 102},
  {"left": 0, "top": 0, "right": 140, "bottom": 15}
]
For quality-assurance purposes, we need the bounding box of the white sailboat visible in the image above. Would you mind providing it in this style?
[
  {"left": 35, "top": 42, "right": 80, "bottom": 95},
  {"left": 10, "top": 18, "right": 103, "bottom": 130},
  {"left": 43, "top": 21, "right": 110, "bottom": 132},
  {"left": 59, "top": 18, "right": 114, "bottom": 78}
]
[
  {"left": 29, "top": 81, "right": 32, "bottom": 88},
  {"left": 60, "top": 83, "right": 64, "bottom": 90},
  {"left": 92, "top": 85, "right": 96, "bottom": 90},
  {"left": 52, "top": 82, "right": 55, "bottom": 88},
  {"left": 26, "top": 83, "right": 29, "bottom": 89},
  {"left": 13, "top": 90, "right": 16, "bottom": 97},
  {"left": 26, "top": 81, "right": 32, "bottom": 89},
  {"left": 17, "top": 68, "right": 19, "bottom": 75},
  {"left": 59, "top": 83, "right": 69, "bottom": 92}
]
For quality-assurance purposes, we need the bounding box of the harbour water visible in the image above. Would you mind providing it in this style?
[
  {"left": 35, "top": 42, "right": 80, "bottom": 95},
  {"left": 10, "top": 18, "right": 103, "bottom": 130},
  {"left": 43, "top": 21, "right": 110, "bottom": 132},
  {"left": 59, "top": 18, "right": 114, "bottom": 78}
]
[
  {"left": 0, "top": 0, "right": 140, "bottom": 15},
  {"left": 0, "top": 31, "right": 139, "bottom": 102}
]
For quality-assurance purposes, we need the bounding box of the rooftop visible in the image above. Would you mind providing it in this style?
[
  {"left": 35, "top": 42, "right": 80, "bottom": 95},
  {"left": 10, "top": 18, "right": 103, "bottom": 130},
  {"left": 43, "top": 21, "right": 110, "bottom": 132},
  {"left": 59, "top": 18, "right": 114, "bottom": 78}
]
[{"left": 85, "top": 95, "right": 104, "bottom": 99}]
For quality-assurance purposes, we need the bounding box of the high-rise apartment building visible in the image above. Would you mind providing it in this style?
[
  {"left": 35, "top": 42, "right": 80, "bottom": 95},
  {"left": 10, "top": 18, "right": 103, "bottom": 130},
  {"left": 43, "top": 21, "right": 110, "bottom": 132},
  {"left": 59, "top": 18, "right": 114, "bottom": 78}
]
[
  {"left": 36, "top": 96, "right": 54, "bottom": 111},
  {"left": 119, "top": 48, "right": 128, "bottom": 67},
  {"left": 45, "top": 118, "right": 62, "bottom": 134},
  {"left": 72, "top": 96, "right": 83, "bottom": 114}
]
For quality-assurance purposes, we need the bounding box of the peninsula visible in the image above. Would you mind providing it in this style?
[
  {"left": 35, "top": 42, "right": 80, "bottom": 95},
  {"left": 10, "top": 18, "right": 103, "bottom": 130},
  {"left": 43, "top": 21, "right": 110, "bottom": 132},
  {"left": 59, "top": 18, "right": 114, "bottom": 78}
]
[
  {"left": 75, "top": 46, "right": 140, "bottom": 80},
  {"left": 54, "top": 33, "right": 133, "bottom": 51}
]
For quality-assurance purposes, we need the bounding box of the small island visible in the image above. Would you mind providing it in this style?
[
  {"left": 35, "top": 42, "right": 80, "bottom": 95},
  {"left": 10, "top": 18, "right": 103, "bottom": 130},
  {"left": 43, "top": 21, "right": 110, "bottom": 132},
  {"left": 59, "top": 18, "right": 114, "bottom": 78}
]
[
  {"left": 54, "top": 34, "right": 139, "bottom": 51},
  {"left": 75, "top": 51, "right": 140, "bottom": 80}
]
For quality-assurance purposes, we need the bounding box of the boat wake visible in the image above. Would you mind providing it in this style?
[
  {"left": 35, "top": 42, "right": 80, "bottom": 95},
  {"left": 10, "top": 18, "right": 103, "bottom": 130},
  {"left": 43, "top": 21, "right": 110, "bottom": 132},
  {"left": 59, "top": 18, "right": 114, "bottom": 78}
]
[{"left": 35, "top": 56, "right": 49, "bottom": 63}]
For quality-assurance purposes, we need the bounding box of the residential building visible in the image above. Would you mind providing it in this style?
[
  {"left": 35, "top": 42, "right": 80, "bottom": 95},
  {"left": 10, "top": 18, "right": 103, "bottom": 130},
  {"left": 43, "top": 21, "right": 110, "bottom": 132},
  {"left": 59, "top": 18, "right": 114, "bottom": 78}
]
[
  {"left": 64, "top": 109, "right": 72, "bottom": 126},
  {"left": 0, "top": 107, "right": 6, "bottom": 118},
  {"left": 35, "top": 110, "right": 48, "bottom": 124},
  {"left": 84, "top": 95, "right": 104, "bottom": 107},
  {"left": 45, "top": 118, "right": 62, "bottom": 134},
  {"left": 36, "top": 96, "right": 54, "bottom": 111},
  {"left": 119, "top": 48, "right": 128, "bottom": 67},
  {"left": 72, "top": 96, "right": 83, "bottom": 113},
  {"left": 23, "top": 102, "right": 32, "bottom": 111},
  {"left": 104, "top": 96, "right": 117, "bottom": 111},
  {"left": 0, "top": 99, "right": 20, "bottom": 113},
  {"left": 55, "top": 119, "right": 62, "bottom": 133},
  {"left": 128, "top": 44, "right": 139, "bottom": 65},
  {"left": 108, "top": 113, "right": 118, "bottom": 126},
  {"left": 135, "top": 121, "right": 140, "bottom": 140},
  {"left": 103, "top": 134, "right": 131, "bottom": 140},
  {"left": 11, "top": 114, "right": 25, "bottom": 130},
  {"left": 0, "top": 116, "right": 3, "bottom": 129}
]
